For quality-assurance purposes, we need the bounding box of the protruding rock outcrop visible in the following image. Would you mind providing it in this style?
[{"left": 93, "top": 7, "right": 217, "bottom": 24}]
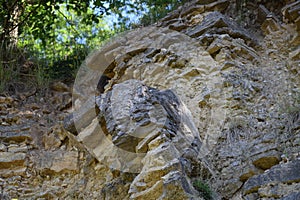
[
  {"left": 63, "top": 0, "right": 299, "bottom": 199},
  {"left": 1, "top": 0, "right": 299, "bottom": 199},
  {"left": 97, "top": 80, "right": 204, "bottom": 199},
  {"left": 243, "top": 160, "right": 300, "bottom": 199}
]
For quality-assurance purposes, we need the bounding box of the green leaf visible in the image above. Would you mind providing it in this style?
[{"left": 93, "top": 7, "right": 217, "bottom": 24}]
[{"left": 94, "top": 0, "right": 103, "bottom": 7}]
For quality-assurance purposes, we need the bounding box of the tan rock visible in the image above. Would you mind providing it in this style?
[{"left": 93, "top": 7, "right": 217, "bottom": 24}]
[
  {"left": 252, "top": 154, "right": 280, "bottom": 170},
  {"left": 50, "top": 151, "right": 78, "bottom": 173},
  {"left": 34, "top": 150, "right": 78, "bottom": 174},
  {"left": 43, "top": 133, "right": 62, "bottom": 150},
  {"left": 282, "top": 1, "right": 300, "bottom": 23},
  {"left": 50, "top": 81, "right": 70, "bottom": 92},
  {"left": 0, "top": 152, "right": 27, "bottom": 177},
  {"left": 261, "top": 17, "right": 282, "bottom": 35},
  {"left": 0, "top": 152, "right": 26, "bottom": 169},
  {"left": 243, "top": 160, "right": 300, "bottom": 195},
  {"left": 289, "top": 46, "right": 300, "bottom": 60},
  {"left": 0, "top": 131, "right": 32, "bottom": 144},
  {"left": 0, "top": 96, "right": 14, "bottom": 104}
]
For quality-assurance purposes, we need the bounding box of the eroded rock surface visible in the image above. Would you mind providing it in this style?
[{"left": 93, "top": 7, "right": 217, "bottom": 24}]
[
  {"left": 1, "top": 0, "right": 300, "bottom": 199},
  {"left": 243, "top": 160, "right": 300, "bottom": 199},
  {"left": 97, "top": 79, "right": 204, "bottom": 199}
]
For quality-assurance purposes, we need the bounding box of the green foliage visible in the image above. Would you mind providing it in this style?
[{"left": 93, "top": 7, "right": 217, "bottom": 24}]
[
  {"left": 138, "top": 0, "right": 188, "bottom": 26},
  {"left": 34, "top": 65, "right": 50, "bottom": 89},
  {"left": 193, "top": 180, "right": 213, "bottom": 200},
  {"left": 0, "top": 0, "right": 188, "bottom": 92},
  {"left": 0, "top": 40, "right": 25, "bottom": 93},
  {"left": 0, "top": 62, "right": 10, "bottom": 92},
  {"left": 235, "top": 0, "right": 248, "bottom": 24},
  {"left": 17, "top": 2, "right": 116, "bottom": 81}
]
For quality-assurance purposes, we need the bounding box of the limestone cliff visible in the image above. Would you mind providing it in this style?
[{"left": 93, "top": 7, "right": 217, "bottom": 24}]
[{"left": 0, "top": 0, "right": 299, "bottom": 199}]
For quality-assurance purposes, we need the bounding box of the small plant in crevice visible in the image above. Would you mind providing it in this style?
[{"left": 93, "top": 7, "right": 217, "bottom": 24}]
[
  {"left": 193, "top": 180, "right": 213, "bottom": 200},
  {"left": 34, "top": 65, "right": 50, "bottom": 89}
]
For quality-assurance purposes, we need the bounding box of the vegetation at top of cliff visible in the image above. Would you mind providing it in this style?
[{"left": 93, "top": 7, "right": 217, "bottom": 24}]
[{"left": 0, "top": 0, "right": 186, "bottom": 93}]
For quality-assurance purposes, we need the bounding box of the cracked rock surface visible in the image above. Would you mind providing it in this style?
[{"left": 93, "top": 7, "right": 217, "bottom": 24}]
[{"left": 1, "top": 0, "right": 299, "bottom": 199}]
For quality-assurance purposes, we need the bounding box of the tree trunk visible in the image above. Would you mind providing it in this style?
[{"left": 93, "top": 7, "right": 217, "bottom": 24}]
[{"left": 0, "top": 0, "right": 20, "bottom": 62}]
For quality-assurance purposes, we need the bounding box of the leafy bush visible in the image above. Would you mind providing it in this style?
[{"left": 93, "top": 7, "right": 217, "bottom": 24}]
[
  {"left": 0, "top": 0, "right": 190, "bottom": 93},
  {"left": 193, "top": 180, "right": 213, "bottom": 200}
]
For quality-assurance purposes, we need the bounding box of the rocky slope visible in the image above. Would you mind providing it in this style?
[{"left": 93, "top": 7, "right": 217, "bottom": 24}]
[{"left": 1, "top": 0, "right": 299, "bottom": 199}]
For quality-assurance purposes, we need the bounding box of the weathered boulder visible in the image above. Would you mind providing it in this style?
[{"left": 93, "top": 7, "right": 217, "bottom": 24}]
[{"left": 74, "top": 79, "right": 207, "bottom": 198}]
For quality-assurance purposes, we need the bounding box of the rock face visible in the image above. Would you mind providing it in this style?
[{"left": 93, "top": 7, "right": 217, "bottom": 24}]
[
  {"left": 96, "top": 79, "right": 203, "bottom": 199},
  {"left": 1, "top": 0, "right": 300, "bottom": 199},
  {"left": 243, "top": 160, "right": 300, "bottom": 197}
]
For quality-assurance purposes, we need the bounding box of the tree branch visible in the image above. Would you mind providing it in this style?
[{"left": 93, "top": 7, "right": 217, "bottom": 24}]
[
  {"left": 56, "top": 8, "right": 81, "bottom": 36},
  {"left": 7, "top": 1, "right": 43, "bottom": 35}
]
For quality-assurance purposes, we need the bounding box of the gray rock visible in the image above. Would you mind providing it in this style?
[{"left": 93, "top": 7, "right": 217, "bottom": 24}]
[
  {"left": 0, "top": 152, "right": 26, "bottom": 169},
  {"left": 32, "top": 150, "right": 78, "bottom": 174},
  {"left": 64, "top": 96, "right": 98, "bottom": 135},
  {"left": 186, "top": 11, "right": 256, "bottom": 45},
  {"left": 82, "top": 79, "right": 206, "bottom": 198},
  {"left": 0, "top": 131, "right": 32, "bottom": 144},
  {"left": 281, "top": 192, "right": 300, "bottom": 200},
  {"left": 243, "top": 160, "right": 300, "bottom": 194},
  {"left": 96, "top": 80, "right": 182, "bottom": 153}
]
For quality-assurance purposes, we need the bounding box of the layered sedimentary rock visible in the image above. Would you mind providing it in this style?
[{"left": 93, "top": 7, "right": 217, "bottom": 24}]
[
  {"left": 1, "top": 0, "right": 300, "bottom": 199},
  {"left": 97, "top": 79, "right": 204, "bottom": 199},
  {"left": 65, "top": 0, "right": 299, "bottom": 199}
]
